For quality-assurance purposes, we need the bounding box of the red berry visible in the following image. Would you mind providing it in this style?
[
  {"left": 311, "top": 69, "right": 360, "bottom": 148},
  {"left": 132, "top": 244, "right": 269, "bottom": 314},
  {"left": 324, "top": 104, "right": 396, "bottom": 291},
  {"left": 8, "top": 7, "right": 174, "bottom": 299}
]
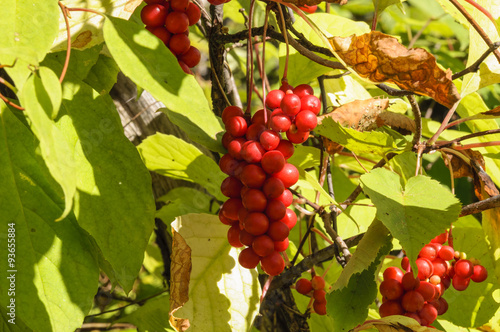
[
  {"left": 295, "top": 110, "right": 317, "bottom": 132},
  {"left": 265, "top": 199, "right": 287, "bottom": 221},
  {"left": 221, "top": 198, "right": 243, "bottom": 220},
  {"left": 404, "top": 312, "right": 421, "bottom": 325},
  {"left": 242, "top": 188, "right": 267, "bottom": 212},
  {"left": 267, "top": 220, "right": 289, "bottom": 241},
  {"left": 313, "top": 289, "right": 327, "bottom": 303},
  {"left": 221, "top": 176, "right": 243, "bottom": 198},
  {"left": 313, "top": 300, "right": 327, "bottom": 315},
  {"left": 260, "top": 130, "right": 280, "bottom": 150},
  {"left": 295, "top": 278, "right": 313, "bottom": 295},
  {"left": 275, "top": 140, "right": 295, "bottom": 159},
  {"left": 311, "top": 276, "right": 325, "bottom": 290},
  {"left": 227, "top": 224, "right": 243, "bottom": 247},
  {"left": 222, "top": 106, "right": 244, "bottom": 124},
  {"left": 241, "top": 141, "right": 266, "bottom": 163},
  {"left": 432, "top": 258, "right": 448, "bottom": 278},
  {"left": 383, "top": 266, "right": 404, "bottom": 282},
  {"left": 438, "top": 245, "right": 455, "bottom": 261},
  {"left": 252, "top": 235, "right": 275, "bottom": 257},
  {"left": 251, "top": 109, "right": 272, "bottom": 125},
  {"left": 272, "top": 163, "right": 299, "bottom": 188},
  {"left": 165, "top": 12, "right": 189, "bottom": 34},
  {"left": 240, "top": 164, "right": 266, "bottom": 188},
  {"left": 149, "top": 26, "right": 171, "bottom": 44},
  {"left": 186, "top": 2, "right": 201, "bottom": 25},
  {"left": 238, "top": 247, "right": 260, "bottom": 269},
  {"left": 281, "top": 94, "right": 301, "bottom": 116},
  {"left": 168, "top": 33, "right": 191, "bottom": 55},
  {"left": 279, "top": 208, "right": 297, "bottom": 229},
  {"left": 219, "top": 154, "right": 239, "bottom": 176},
  {"left": 261, "top": 150, "right": 286, "bottom": 174},
  {"left": 419, "top": 303, "right": 438, "bottom": 325},
  {"left": 263, "top": 177, "right": 285, "bottom": 199},
  {"left": 141, "top": 4, "right": 168, "bottom": 27},
  {"left": 275, "top": 189, "right": 293, "bottom": 207},
  {"left": 379, "top": 300, "right": 404, "bottom": 317},
  {"left": 239, "top": 229, "right": 254, "bottom": 246},
  {"left": 244, "top": 212, "right": 270, "bottom": 235},
  {"left": 170, "top": 0, "right": 189, "bottom": 11},
  {"left": 227, "top": 137, "right": 246, "bottom": 160},
  {"left": 286, "top": 126, "right": 310, "bottom": 144},
  {"left": 300, "top": 95, "right": 321, "bottom": 115},
  {"left": 401, "top": 290, "right": 425, "bottom": 312},
  {"left": 266, "top": 89, "right": 285, "bottom": 109},
  {"left": 219, "top": 209, "right": 235, "bottom": 225},
  {"left": 274, "top": 237, "right": 289, "bottom": 252},
  {"left": 177, "top": 60, "right": 192, "bottom": 74},
  {"left": 402, "top": 272, "right": 420, "bottom": 291},
  {"left": 260, "top": 251, "right": 285, "bottom": 276},
  {"left": 471, "top": 264, "right": 488, "bottom": 283},
  {"left": 270, "top": 114, "right": 292, "bottom": 132},
  {"left": 179, "top": 46, "right": 201, "bottom": 68},
  {"left": 419, "top": 244, "right": 438, "bottom": 260},
  {"left": 293, "top": 84, "right": 313, "bottom": 99},
  {"left": 431, "top": 231, "right": 449, "bottom": 244},
  {"left": 401, "top": 256, "right": 410, "bottom": 272},
  {"left": 452, "top": 275, "right": 470, "bottom": 291},
  {"left": 416, "top": 258, "right": 434, "bottom": 280},
  {"left": 221, "top": 132, "right": 234, "bottom": 149},
  {"left": 299, "top": 4, "right": 317, "bottom": 13},
  {"left": 380, "top": 279, "right": 404, "bottom": 300},
  {"left": 225, "top": 116, "right": 247, "bottom": 137},
  {"left": 454, "top": 259, "right": 474, "bottom": 278},
  {"left": 416, "top": 281, "right": 436, "bottom": 302},
  {"left": 280, "top": 82, "right": 294, "bottom": 92},
  {"left": 245, "top": 123, "right": 266, "bottom": 141}
]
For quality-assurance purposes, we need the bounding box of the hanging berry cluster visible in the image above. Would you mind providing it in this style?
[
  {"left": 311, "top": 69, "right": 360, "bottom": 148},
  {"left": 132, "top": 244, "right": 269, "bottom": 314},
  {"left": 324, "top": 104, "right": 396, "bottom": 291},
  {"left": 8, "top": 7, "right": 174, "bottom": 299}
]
[
  {"left": 295, "top": 275, "right": 328, "bottom": 315},
  {"left": 140, "top": 0, "right": 202, "bottom": 74},
  {"left": 379, "top": 231, "right": 488, "bottom": 326},
  {"left": 218, "top": 83, "right": 320, "bottom": 276}
]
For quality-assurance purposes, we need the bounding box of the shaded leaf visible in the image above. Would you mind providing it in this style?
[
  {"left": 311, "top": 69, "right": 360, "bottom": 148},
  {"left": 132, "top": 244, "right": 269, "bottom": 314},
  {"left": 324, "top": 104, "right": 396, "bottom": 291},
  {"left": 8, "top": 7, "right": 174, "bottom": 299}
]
[
  {"left": 137, "top": 133, "right": 226, "bottom": 201},
  {"left": 316, "top": 117, "right": 400, "bottom": 156},
  {"left": 0, "top": 102, "right": 99, "bottom": 331},
  {"left": 360, "top": 168, "right": 461, "bottom": 273},
  {"left": 0, "top": 0, "right": 59, "bottom": 87},
  {"left": 329, "top": 31, "right": 460, "bottom": 108},
  {"left": 117, "top": 293, "right": 175, "bottom": 332},
  {"left": 352, "top": 316, "right": 435, "bottom": 331},
  {"left": 52, "top": 0, "right": 142, "bottom": 51},
  {"left": 170, "top": 214, "right": 261, "bottom": 332},
  {"left": 103, "top": 17, "right": 224, "bottom": 152},
  {"left": 156, "top": 187, "right": 217, "bottom": 224},
  {"left": 19, "top": 67, "right": 75, "bottom": 220},
  {"left": 328, "top": 229, "right": 392, "bottom": 331},
  {"left": 281, "top": 0, "right": 347, "bottom": 8}
]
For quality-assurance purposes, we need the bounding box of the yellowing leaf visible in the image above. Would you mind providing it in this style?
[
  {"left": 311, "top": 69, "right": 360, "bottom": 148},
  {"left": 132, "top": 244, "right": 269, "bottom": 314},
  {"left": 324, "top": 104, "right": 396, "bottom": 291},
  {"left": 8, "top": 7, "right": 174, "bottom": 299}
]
[
  {"left": 352, "top": 316, "right": 437, "bottom": 331},
  {"left": 170, "top": 214, "right": 261, "bottom": 332}
]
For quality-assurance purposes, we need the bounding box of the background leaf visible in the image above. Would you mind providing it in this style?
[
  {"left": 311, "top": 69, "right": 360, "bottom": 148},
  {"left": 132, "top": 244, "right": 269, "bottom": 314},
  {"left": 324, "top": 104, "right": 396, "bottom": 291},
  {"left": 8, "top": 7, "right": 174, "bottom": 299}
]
[
  {"left": 171, "top": 214, "right": 261, "bottom": 331},
  {"left": 103, "top": 17, "right": 224, "bottom": 152},
  {"left": 117, "top": 293, "right": 175, "bottom": 332},
  {"left": 156, "top": 187, "right": 218, "bottom": 224},
  {"left": 360, "top": 168, "right": 461, "bottom": 273}
]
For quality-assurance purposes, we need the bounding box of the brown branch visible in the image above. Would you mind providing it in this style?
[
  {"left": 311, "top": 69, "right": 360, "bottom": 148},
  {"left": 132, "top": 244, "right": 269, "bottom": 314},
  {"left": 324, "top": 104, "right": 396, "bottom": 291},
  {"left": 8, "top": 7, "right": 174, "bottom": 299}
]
[
  {"left": 376, "top": 83, "right": 414, "bottom": 97},
  {"left": 452, "top": 41, "right": 500, "bottom": 80},
  {"left": 58, "top": 2, "right": 72, "bottom": 84},
  {"left": 460, "top": 194, "right": 500, "bottom": 216}
]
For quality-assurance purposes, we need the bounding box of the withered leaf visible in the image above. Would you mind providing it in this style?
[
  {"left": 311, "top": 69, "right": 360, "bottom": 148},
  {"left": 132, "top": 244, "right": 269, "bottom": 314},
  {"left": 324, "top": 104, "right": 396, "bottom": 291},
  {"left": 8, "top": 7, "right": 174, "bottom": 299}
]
[
  {"left": 480, "top": 105, "right": 500, "bottom": 117},
  {"left": 318, "top": 98, "right": 390, "bottom": 131},
  {"left": 323, "top": 137, "right": 344, "bottom": 154},
  {"left": 442, "top": 149, "right": 499, "bottom": 200},
  {"left": 169, "top": 229, "right": 192, "bottom": 332},
  {"left": 376, "top": 111, "right": 416, "bottom": 134},
  {"left": 282, "top": 0, "right": 347, "bottom": 7},
  {"left": 351, "top": 317, "right": 436, "bottom": 332},
  {"left": 329, "top": 31, "right": 460, "bottom": 108}
]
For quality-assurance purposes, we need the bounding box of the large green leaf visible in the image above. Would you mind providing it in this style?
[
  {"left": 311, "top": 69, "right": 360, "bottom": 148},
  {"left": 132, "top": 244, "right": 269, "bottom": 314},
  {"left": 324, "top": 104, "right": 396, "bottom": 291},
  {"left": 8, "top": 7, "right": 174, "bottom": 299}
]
[
  {"left": 360, "top": 168, "right": 461, "bottom": 273},
  {"left": 138, "top": 133, "right": 226, "bottom": 201},
  {"left": 316, "top": 117, "right": 401, "bottom": 156},
  {"left": 41, "top": 56, "right": 156, "bottom": 292},
  {"left": 156, "top": 187, "right": 218, "bottom": 224},
  {"left": 117, "top": 293, "right": 175, "bottom": 332},
  {"left": 440, "top": 216, "right": 500, "bottom": 328},
  {"left": 0, "top": 0, "right": 59, "bottom": 88},
  {"left": 327, "top": 233, "right": 392, "bottom": 331},
  {"left": 0, "top": 102, "right": 99, "bottom": 331},
  {"left": 18, "top": 66, "right": 75, "bottom": 220},
  {"left": 171, "top": 214, "right": 261, "bottom": 331},
  {"left": 103, "top": 16, "right": 224, "bottom": 152}
]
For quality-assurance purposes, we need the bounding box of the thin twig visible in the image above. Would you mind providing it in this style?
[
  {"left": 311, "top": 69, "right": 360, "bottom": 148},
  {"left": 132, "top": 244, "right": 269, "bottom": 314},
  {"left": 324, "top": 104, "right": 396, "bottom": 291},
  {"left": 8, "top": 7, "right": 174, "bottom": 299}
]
[
  {"left": 428, "top": 100, "right": 461, "bottom": 145},
  {"left": 377, "top": 84, "right": 414, "bottom": 97},
  {"left": 460, "top": 194, "right": 500, "bottom": 216},
  {"left": 58, "top": 1, "right": 72, "bottom": 83},
  {"left": 452, "top": 41, "right": 500, "bottom": 80}
]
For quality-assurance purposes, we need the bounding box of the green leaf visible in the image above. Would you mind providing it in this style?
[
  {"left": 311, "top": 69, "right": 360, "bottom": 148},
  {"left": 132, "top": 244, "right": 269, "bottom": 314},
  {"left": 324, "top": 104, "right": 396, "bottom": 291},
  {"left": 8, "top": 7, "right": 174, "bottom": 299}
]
[
  {"left": 117, "top": 293, "right": 175, "bottom": 332},
  {"left": 138, "top": 133, "right": 226, "bottom": 201},
  {"left": 40, "top": 57, "right": 156, "bottom": 292},
  {"left": 0, "top": 0, "right": 59, "bottom": 87},
  {"left": 19, "top": 66, "right": 75, "bottom": 220},
  {"left": 327, "top": 231, "right": 392, "bottom": 331},
  {"left": 288, "top": 145, "right": 321, "bottom": 169},
  {"left": 103, "top": 17, "right": 224, "bottom": 152},
  {"left": 83, "top": 54, "right": 121, "bottom": 95},
  {"left": 360, "top": 168, "right": 461, "bottom": 273},
  {"left": 156, "top": 187, "right": 218, "bottom": 224},
  {"left": 297, "top": 167, "right": 336, "bottom": 205},
  {"left": 0, "top": 102, "right": 99, "bottom": 331},
  {"left": 389, "top": 151, "right": 420, "bottom": 184},
  {"left": 171, "top": 214, "right": 261, "bottom": 331},
  {"left": 279, "top": 13, "right": 370, "bottom": 86},
  {"left": 440, "top": 216, "right": 500, "bottom": 328},
  {"left": 373, "top": 0, "right": 406, "bottom": 16},
  {"left": 324, "top": 70, "right": 372, "bottom": 107},
  {"left": 316, "top": 117, "right": 400, "bottom": 156}
]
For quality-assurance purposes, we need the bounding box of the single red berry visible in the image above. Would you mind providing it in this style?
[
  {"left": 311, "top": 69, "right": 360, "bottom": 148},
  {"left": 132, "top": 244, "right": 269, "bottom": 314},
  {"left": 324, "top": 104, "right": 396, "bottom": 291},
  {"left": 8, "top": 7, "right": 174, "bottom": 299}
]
[
  {"left": 270, "top": 114, "right": 292, "bottom": 132},
  {"left": 219, "top": 154, "right": 239, "bottom": 176},
  {"left": 313, "top": 289, "right": 327, "bottom": 303},
  {"left": 244, "top": 212, "right": 270, "bottom": 236},
  {"left": 293, "top": 84, "right": 313, "bottom": 99},
  {"left": 281, "top": 94, "right": 302, "bottom": 116},
  {"left": 379, "top": 300, "right": 404, "bottom": 317},
  {"left": 419, "top": 244, "right": 438, "bottom": 260},
  {"left": 295, "top": 110, "right": 317, "bottom": 132},
  {"left": 168, "top": 33, "right": 191, "bottom": 55},
  {"left": 221, "top": 132, "right": 234, "bottom": 149},
  {"left": 251, "top": 109, "right": 272, "bottom": 125},
  {"left": 313, "top": 300, "right": 327, "bottom": 315},
  {"left": 179, "top": 46, "right": 201, "bottom": 68},
  {"left": 275, "top": 140, "right": 295, "bottom": 159},
  {"left": 259, "top": 130, "right": 280, "bottom": 151},
  {"left": 275, "top": 189, "right": 293, "bottom": 207},
  {"left": 404, "top": 312, "right": 421, "bottom": 325},
  {"left": 416, "top": 258, "right": 434, "bottom": 280},
  {"left": 221, "top": 198, "right": 243, "bottom": 220},
  {"left": 260, "top": 251, "right": 285, "bottom": 276},
  {"left": 267, "top": 220, "right": 289, "bottom": 241},
  {"left": 225, "top": 116, "right": 247, "bottom": 137},
  {"left": 222, "top": 106, "right": 244, "bottom": 124},
  {"left": 383, "top": 266, "right": 404, "bottom": 282},
  {"left": 432, "top": 258, "right": 448, "bottom": 278},
  {"left": 238, "top": 247, "right": 260, "bottom": 269},
  {"left": 431, "top": 231, "right": 449, "bottom": 244},
  {"left": 265, "top": 199, "right": 287, "bottom": 221},
  {"left": 286, "top": 126, "right": 310, "bottom": 144},
  {"left": 186, "top": 2, "right": 201, "bottom": 25},
  {"left": 272, "top": 163, "right": 299, "bottom": 188},
  {"left": 227, "top": 137, "right": 246, "bottom": 160},
  {"left": 261, "top": 150, "right": 286, "bottom": 174},
  {"left": 177, "top": 60, "right": 192, "bottom": 74},
  {"left": 262, "top": 177, "right": 285, "bottom": 199},
  {"left": 454, "top": 259, "right": 474, "bottom": 278},
  {"left": 438, "top": 245, "right": 455, "bottom": 261},
  {"left": 295, "top": 278, "right": 313, "bottom": 295},
  {"left": 452, "top": 275, "right": 470, "bottom": 291},
  {"left": 416, "top": 281, "right": 436, "bottom": 302},
  {"left": 221, "top": 176, "right": 243, "bottom": 198},
  {"left": 227, "top": 224, "right": 243, "bottom": 247},
  {"left": 252, "top": 235, "right": 275, "bottom": 257},
  {"left": 149, "top": 26, "right": 171, "bottom": 44},
  {"left": 279, "top": 208, "right": 297, "bottom": 229},
  {"left": 219, "top": 209, "right": 235, "bottom": 225},
  {"left": 170, "top": 0, "right": 189, "bottom": 11},
  {"left": 240, "top": 164, "right": 266, "bottom": 188},
  {"left": 300, "top": 95, "right": 321, "bottom": 115},
  {"left": 380, "top": 279, "right": 404, "bottom": 300},
  {"left": 311, "top": 276, "right": 325, "bottom": 290},
  {"left": 401, "top": 256, "right": 410, "bottom": 272},
  {"left": 141, "top": 4, "right": 168, "bottom": 27},
  {"left": 241, "top": 141, "right": 266, "bottom": 163},
  {"left": 471, "top": 264, "right": 488, "bottom": 283},
  {"left": 242, "top": 188, "right": 267, "bottom": 212},
  {"left": 274, "top": 237, "right": 289, "bottom": 252},
  {"left": 245, "top": 123, "right": 266, "bottom": 141},
  {"left": 401, "top": 290, "right": 425, "bottom": 312},
  {"left": 165, "top": 12, "right": 189, "bottom": 34},
  {"left": 402, "top": 272, "right": 420, "bottom": 291},
  {"left": 239, "top": 229, "right": 254, "bottom": 246},
  {"left": 266, "top": 89, "right": 285, "bottom": 109},
  {"left": 419, "top": 303, "right": 438, "bottom": 325}
]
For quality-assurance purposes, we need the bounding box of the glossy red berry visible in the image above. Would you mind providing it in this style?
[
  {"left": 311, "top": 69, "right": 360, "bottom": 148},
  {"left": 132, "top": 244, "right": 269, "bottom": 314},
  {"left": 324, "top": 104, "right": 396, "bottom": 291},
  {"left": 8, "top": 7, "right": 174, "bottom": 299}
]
[
  {"left": 281, "top": 94, "right": 301, "bottom": 116},
  {"left": 266, "top": 89, "right": 285, "bottom": 109},
  {"left": 383, "top": 266, "right": 404, "bottom": 282},
  {"left": 170, "top": 0, "right": 189, "bottom": 11},
  {"left": 242, "top": 188, "right": 267, "bottom": 212},
  {"left": 252, "top": 235, "right": 275, "bottom": 257},
  {"left": 141, "top": 4, "right": 168, "bottom": 27},
  {"left": 186, "top": 2, "right": 201, "bottom": 25},
  {"left": 265, "top": 199, "right": 286, "bottom": 221},
  {"left": 295, "top": 110, "right": 317, "bottom": 132},
  {"left": 279, "top": 208, "right": 297, "bottom": 229},
  {"left": 300, "top": 95, "right": 321, "bottom": 115},
  {"left": 275, "top": 140, "right": 295, "bottom": 159},
  {"left": 227, "top": 224, "right": 243, "bottom": 247},
  {"left": 259, "top": 130, "right": 280, "bottom": 150},
  {"left": 241, "top": 141, "right": 266, "bottom": 163},
  {"left": 454, "top": 259, "right": 474, "bottom": 278},
  {"left": 380, "top": 279, "right": 404, "bottom": 300},
  {"left": 165, "top": 12, "right": 189, "bottom": 34},
  {"left": 471, "top": 264, "right": 488, "bottom": 283},
  {"left": 452, "top": 275, "right": 470, "bottom": 291},
  {"left": 401, "top": 290, "right": 425, "bottom": 312},
  {"left": 270, "top": 114, "right": 292, "bottom": 132},
  {"left": 293, "top": 84, "right": 313, "bottom": 99},
  {"left": 286, "top": 126, "right": 310, "bottom": 144},
  {"left": 179, "top": 46, "right": 201, "bottom": 68},
  {"left": 274, "top": 237, "right": 289, "bottom": 252},
  {"left": 238, "top": 247, "right": 260, "bottom": 269},
  {"left": 419, "top": 244, "right": 438, "bottom": 260},
  {"left": 149, "top": 26, "right": 171, "bottom": 44},
  {"left": 379, "top": 300, "right": 404, "bottom": 317},
  {"left": 272, "top": 163, "right": 299, "bottom": 188},
  {"left": 222, "top": 106, "right": 244, "bottom": 124},
  {"left": 260, "top": 251, "right": 285, "bottom": 276},
  {"left": 168, "top": 33, "right": 191, "bottom": 55},
  {"left": 244, "top": 212, "right": 269, "bottom": 236},
  {"left": 267, "top": 220, "right": 289, "bottom": 241},
  {"left": 311, "top": 276, "right": 325, "bottom": 290},
  {"left": 295, "top": 278, "right": 313, "bottom": 295},
  {"left": 239, "top": 229, "right": 254, "bottom": 246},
  {"left": 275, "top": 189, "right": 293, "bottom": 207},
  {"left": 262, "top": 177, "right": 285, "bottom": 199},
  {"left": 261, "top": 150, "right": 286, "bottom": 174},
  {"left": 438, "top": 245, "right": 455, "bottom": 261},
  {"left": 221, "top": 176, "right": 243, "bottom": 198}
]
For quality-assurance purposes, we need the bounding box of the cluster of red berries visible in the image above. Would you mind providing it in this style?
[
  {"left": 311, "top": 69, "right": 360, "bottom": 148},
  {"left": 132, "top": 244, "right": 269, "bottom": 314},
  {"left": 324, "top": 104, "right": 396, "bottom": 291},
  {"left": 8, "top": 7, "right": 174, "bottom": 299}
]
[
  {"left": 218, "top": 102, "right": 300, "bottom": 276},
  {"left": 265, "top": 83, "right": 321, "bottom": 144},
  {"left": 295, "top": 275, "right": 328, "bottom": 315},
  {"left": 379, "top": 231, "right": 488, "bottom": 326},
  {"left": 140, "top": 0, "right": 201, "bottom": 74}
]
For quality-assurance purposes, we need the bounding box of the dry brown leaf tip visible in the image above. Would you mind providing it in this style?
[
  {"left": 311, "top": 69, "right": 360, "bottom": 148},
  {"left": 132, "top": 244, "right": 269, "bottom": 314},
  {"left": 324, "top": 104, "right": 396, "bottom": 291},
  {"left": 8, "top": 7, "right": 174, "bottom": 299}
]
[
  {"left": 169, "top": 230, "right": 192, "bottom": 331},
  {"left": 329, "top": 31, "right": 460, "bottom": 108}
]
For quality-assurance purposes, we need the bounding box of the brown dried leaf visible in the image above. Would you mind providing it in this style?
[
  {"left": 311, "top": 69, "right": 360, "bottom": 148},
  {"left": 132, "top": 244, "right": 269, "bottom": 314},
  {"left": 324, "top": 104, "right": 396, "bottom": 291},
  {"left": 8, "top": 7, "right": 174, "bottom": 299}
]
[
  {"left": 376, "top": 111, "right": 416, "bottom": 134},
  {"left": 318, "top": 98, "right": 390, "bottom": 131},
  {"left": 282, "top": 0, "right": 347, "bottom": 7},
  {"left": 329, "top": 31, "right": 460, "bottom": 108},
  {"left": 481, "top": 105, "right": 500, "bottom": 117},
  {"left": 169, "top": 229, "right": 192, "bottom": 332},
  {"left": 351, "top": 317, "right": 437, "bottom": 332},
  {"left": 323, "top": 137, "right": 344, "bottom": 154},
  {"left": 443, "top": 149, "right": 499, "bottom": 200}
]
